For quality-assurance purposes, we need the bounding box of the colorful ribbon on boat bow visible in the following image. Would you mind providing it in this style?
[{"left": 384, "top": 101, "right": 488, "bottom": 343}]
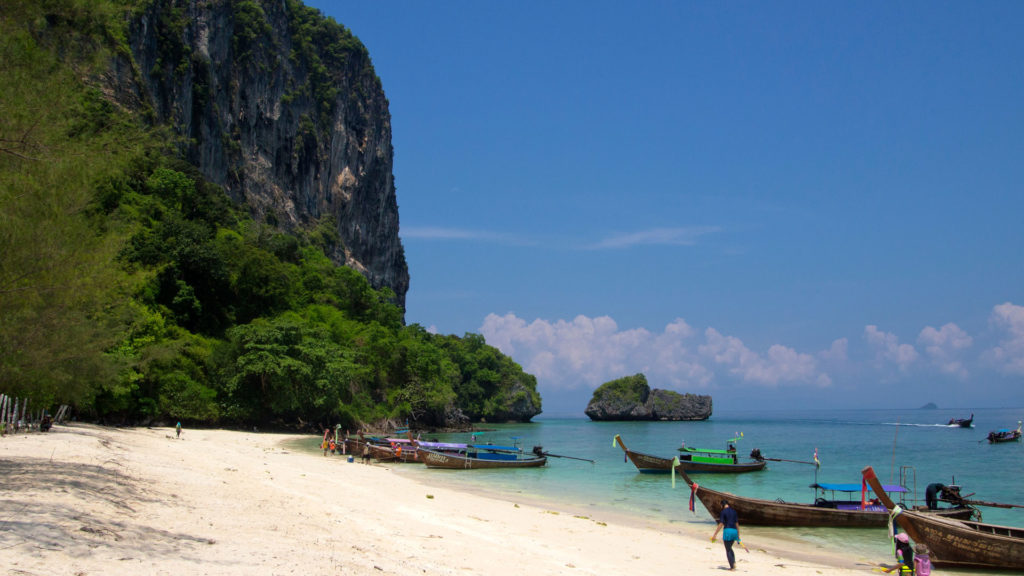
[
  {"left": 671, "top": 456, "right": 679, "bottom": 488},
  {"left": 689, "top": 481, "right": 699, "bottom": 512},
  {"left": 888, "top": 505, "right": 903, "bottom": 541}
]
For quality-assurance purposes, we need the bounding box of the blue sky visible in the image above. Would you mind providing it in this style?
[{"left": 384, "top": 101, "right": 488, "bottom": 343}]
[{"left": 305, "top": 1, "right": 1024, "bottom": 415}]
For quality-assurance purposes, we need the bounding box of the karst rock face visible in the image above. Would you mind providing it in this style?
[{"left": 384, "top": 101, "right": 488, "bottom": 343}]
[
  {"left": 111, "top": 0, "right": 408, "bottom": 308},
  {"left": 584, "top": 374, "right": 712, "bottom": 421}
]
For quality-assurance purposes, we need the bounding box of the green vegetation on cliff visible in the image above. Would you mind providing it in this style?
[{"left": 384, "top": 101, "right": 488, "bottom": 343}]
[
  {"left": 0, "top": 0, "right": 540, "bottom": 429},
  {"left": 590, "top": 374, "right": 650, "bottom": 405}
]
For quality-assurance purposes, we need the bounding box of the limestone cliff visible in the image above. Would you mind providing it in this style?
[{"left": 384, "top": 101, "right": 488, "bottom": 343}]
[
  {"left": 110, "top": 0, "right": 408, "bottom": 307},
  {"left": 584, "top": 374, "right": 712, "bottom": 421}
]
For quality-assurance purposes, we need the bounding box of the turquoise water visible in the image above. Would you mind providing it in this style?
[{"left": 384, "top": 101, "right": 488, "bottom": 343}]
[{"left": 384, "top": 407, "right": 1024, "bottom": 569}]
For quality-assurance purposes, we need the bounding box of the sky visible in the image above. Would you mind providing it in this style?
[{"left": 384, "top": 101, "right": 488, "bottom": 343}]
[{"left": 305, "top": 1, "right": 1024, "bottom": 416}]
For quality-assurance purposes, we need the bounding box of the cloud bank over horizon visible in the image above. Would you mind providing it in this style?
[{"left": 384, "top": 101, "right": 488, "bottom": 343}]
[{"left": 478, "top": 302, "right": 1024, "bottom": 400}]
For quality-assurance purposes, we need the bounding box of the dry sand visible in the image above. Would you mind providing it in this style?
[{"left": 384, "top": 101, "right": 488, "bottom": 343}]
[{"left": 1, "top": 424, "right": 892, "bottom": 575}]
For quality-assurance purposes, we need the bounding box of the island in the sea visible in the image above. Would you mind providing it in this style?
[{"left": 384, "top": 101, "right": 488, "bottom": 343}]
[{"left": 584, "top": 373, "right": 712, "bottom": 421}]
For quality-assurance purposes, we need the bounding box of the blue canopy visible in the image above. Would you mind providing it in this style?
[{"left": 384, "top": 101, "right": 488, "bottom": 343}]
[{"left": 814, "top": 482, "right": 907, "bottom": 493}]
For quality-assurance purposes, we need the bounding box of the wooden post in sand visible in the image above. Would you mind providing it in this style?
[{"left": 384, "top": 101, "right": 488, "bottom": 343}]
[{"left": 0, "top": 394, "right": 7, "bottom": 433}]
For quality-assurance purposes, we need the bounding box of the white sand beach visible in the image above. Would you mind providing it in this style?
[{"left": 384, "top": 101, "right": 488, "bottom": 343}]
[{"left": 1, "top": 424, "right": 892, "bottom": 575}]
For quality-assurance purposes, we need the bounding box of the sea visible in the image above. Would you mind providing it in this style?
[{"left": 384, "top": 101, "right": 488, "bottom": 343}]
[{"left": 314, "top": 407, "right": 1024, "bottom": 572}]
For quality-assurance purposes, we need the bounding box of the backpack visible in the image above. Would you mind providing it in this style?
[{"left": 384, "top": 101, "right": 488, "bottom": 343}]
[{"left": 914, "top": 554, "right": 931, "bottom": 576}]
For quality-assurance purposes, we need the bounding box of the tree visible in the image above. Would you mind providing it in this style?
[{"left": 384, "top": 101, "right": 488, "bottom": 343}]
[{"left": 0, "top": 6, "right": 145, "bottom": 405}]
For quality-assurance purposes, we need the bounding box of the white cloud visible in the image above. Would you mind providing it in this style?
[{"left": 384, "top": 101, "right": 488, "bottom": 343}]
[
  {"left": 864, "top": 325, "right": 918, "bottom": 370},
  {"left": 987, "top": 302, "right": 1024, "bottom": 375},
  {"left": 401, "top": 226, "right": 529, "bottom": 245},
  {"left": 588, "top": 226, "right": 720, "bottom": 249},
  {"left": 917, "top": 323, "right": 972, "bottom": 377},
  {"left": 479, "top": 313, "right": 664, "bottom": 389},
  {"left": 819, "top": 338, "right": 849, "bottom": 363},
  {"left": 479, "top": 313, "right": 829, "bottom": 392},
  {"left": 698, "top": 328, "right": 829, "bottom": 387}
]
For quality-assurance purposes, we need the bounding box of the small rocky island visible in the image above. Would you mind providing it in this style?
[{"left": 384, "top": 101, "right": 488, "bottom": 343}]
[{"left": 584, "top": 374, "right": 712, "bottom": 421}]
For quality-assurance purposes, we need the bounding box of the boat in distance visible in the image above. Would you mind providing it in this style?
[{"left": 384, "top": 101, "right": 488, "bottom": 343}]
[
  {"left": 863, "top": 465, "right": 1024, "bottom": 570},
  {"left": 948, "top": 413, "right": 974, "bottom": 427},
  {"left": 987, "top": 421, "right": 1022, "bottom": 443},
  {"left": 613, "top": 434, "right": 766, "bottom": 474},
  {"left": 680, "top": 469, "right": 977, "bottom": 528}
]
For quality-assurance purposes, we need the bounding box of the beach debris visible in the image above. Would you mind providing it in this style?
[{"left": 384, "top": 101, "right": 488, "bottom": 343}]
[{"left": 426, "top": 494, "right": 434, "bottom": 499}]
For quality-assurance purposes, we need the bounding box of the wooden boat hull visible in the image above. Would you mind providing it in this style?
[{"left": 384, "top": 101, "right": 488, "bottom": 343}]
[
  {"left": 615, "top": 435, "right": 765, "bottom": 474},
  {"left": 888, "top": 509, "right": 1024, "bottom": 570},
  {"left": 688, "top": 479, "right": 974, "bottom": 528},
  {"left": 676, "top": 458, "right": 766, "bottom": 474},
  {"left": 420, "top": 449, "right": 547, "bottom": 469},
  {"left": 367, "top": 443, "right": 399, "bottom": 462},
  {"left": 863, "top": 465, "right": 1024, "bottom": 570}
]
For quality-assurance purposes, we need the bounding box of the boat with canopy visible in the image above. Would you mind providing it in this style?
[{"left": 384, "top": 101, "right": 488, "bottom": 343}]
[
  {"left": 614, "top": 434, "right": 766, "bottom": 474},
  {"left": 681, "top": 469, "right": 977, "bottom": 527},
  {"left": 420, "top": 441, "right": 547, "bottom": 469}
]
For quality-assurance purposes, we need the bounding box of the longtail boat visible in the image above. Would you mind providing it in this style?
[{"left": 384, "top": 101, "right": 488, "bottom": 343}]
[
  {"left": 680, "top": 469, "right": 976, "bottom": 527},
  {"left": 613, "top": 434, "right": 766, "bottom": 474},
  {"left": 863, "top": 465, "right": 1024, "bottom": 570},
  {"left": 987, "top": 421, "right": 1022, "bottom": 443},
  {"left": 948, "top": 413, "right": 974, "bottom": 428},
  {"left": 420, "top": 444, "right": 547, "bottom": 469}
]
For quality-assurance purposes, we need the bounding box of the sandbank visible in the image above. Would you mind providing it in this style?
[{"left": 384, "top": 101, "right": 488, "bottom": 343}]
[{"left": 2, "top": 424, "right": 902, "bottom": 575}]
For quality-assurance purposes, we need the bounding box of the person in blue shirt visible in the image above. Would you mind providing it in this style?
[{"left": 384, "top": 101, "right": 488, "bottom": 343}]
[{"left": 711, "top": 499, "right": 740, "bottom": 570}]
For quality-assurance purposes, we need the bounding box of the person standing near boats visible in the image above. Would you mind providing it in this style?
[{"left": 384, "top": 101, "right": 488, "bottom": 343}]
[
  {"left": 322, "top": 428, "right": 334, "bottom": 456},
  {"left": 925, "top": 483, "right": 947, "bottom": 510},
  {"left": 891, "top": 531, "right": 914, "bottom": 574},
  {"left": 711, "top": 499, "right": 740, "bottom": 570}
]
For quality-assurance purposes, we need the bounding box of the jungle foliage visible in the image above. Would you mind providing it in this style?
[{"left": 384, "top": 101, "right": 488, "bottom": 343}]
[{"left": 0, "top": 0, "right": 541, "bottom": 430}]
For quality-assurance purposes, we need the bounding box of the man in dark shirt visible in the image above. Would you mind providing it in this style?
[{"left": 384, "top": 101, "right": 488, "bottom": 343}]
[
  {"left": 925, "top": 483, "right": 946, "bottom": 510},
  {"left": 711, "top": 499, "right": 740, "bottom": 570}
]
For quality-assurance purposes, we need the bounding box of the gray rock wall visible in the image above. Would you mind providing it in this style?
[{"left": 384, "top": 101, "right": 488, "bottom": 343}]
[
  {"left": 112, "top": 0, "right": 408, "bottom": 308},
  {"left": 585, "top": 379, "right": 712, "bottom": 421}
]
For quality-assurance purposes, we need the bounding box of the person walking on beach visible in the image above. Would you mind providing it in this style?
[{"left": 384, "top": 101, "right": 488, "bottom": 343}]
[
  {"left": 175, "top": 422, "right": 182, "bottom": 439},
  {"left": 711, "top": 499, "right": 740, "bottom": 570}
]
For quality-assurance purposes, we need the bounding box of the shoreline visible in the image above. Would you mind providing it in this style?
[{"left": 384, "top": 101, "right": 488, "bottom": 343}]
[{"left": 0, "top": 424, "right": 964, "bottom": 575}]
